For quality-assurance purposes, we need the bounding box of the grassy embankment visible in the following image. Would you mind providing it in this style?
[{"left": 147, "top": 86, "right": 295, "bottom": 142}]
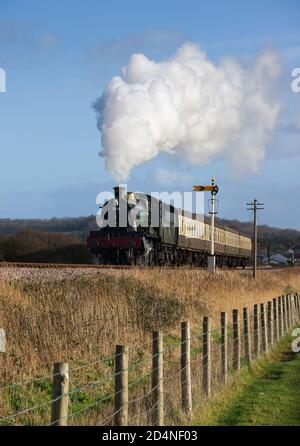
[
  {"left": 191, "top": 336, "right": 300, "bottom": 426},
  {"left": 0, "top": 267, "right": 299, "bottom": 425}
]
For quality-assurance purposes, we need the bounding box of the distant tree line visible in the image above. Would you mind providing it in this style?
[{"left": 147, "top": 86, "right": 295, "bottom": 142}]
[
  {"left": 0, "top": 216, "right": 97, "bottom": 239},
  {"left": 0, "top": 215, "right": 299, "bottom": 263},
  {"left": 0, "top": 230, "right": 94, "bottom": 264}
]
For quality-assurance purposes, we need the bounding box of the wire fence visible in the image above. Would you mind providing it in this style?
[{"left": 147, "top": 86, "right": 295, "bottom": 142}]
[{"left": 0, "top": 292, "right": 299, "bottom": 426}]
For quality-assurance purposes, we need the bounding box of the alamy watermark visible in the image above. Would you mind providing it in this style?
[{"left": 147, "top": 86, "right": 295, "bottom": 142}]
[
  {"left": 291, "top": 328, "right": 300, "bottom": 353},
  {"left": 0, "top": 67, "right": 6, "bottom": 93},
  {"left": 95, "top": 184, "right": 205, "bottom": 229},
  {"left": 291, "top": 68, "right": 300, "bottom": 93}
]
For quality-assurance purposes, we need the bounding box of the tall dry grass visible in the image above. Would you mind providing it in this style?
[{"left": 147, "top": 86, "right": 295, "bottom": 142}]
[{"left": 0, "top": 267, "right": 299, "bottom": 425}]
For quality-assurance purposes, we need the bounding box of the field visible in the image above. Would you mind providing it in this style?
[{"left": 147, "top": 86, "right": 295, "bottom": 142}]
[{"left": 0, "top": 266, "right": 299, "bottom": 425}]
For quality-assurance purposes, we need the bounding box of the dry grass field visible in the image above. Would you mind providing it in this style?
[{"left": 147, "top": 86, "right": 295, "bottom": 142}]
[{"left": 0, "top": 266, "right": 299, "bottom": 425}]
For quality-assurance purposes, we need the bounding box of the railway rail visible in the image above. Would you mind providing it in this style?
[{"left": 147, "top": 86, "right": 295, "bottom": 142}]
[
  {"left": 0, "top": 261, "right": 132, "bottom": 270},
  {"left": 0, "top": 261, "right": 289, "bottom": 271}
]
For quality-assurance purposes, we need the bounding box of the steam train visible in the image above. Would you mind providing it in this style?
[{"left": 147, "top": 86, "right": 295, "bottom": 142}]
[{"left": 87, "top": 187, "right": 252, "bottom": 267}]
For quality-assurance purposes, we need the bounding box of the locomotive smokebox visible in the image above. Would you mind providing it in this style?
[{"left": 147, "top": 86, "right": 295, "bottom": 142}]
[{"left": 113, "top": 186, "right": 126, "bottom": 201}]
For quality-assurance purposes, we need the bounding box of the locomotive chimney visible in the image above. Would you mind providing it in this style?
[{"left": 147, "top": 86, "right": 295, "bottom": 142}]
[
  {"left": 113, "top": 186, "right": 126, "bottom": 201},
  {"left": 113, "top": 186, "right": 127, "bottom": 228}
]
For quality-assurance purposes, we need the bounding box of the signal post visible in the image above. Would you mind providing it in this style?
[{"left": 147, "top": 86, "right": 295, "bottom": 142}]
[{"left": 194, "top": 178, "right": 219, "bottom": 273}]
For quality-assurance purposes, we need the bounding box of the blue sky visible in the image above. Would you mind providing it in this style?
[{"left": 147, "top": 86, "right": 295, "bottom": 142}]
[{"left": 0, "top": 0, "right": 299, "bottom": 228}]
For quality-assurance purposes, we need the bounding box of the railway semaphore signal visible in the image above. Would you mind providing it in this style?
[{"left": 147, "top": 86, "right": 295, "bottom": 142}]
[
  {"left": 193, "top": 185, "right": 219, "bottom": 193},
  {"left": 194, "top": 177, "right": 219, "bottom": 273}
]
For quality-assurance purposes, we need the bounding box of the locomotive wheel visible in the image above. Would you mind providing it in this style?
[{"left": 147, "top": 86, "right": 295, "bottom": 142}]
[
  {"left": 135, "top": 253, "right": 145, "bottom": 266},
  {"left": 124, "top": 249, "right": 134, "bottom": 266},
  {"left": 148, "top": 250, "right": 155, "bottom": 266}
]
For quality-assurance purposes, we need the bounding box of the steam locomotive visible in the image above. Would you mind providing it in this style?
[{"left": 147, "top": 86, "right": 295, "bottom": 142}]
[{"left": 87, "top": 187, "right": 252, "bottom": 267}]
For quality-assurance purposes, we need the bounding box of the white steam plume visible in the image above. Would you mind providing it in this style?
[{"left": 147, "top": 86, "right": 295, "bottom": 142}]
[{"left": 94, "top": 42, "right": 281, "bottom": 180}]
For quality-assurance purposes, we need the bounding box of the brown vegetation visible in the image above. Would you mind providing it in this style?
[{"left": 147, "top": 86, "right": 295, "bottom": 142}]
[
  {"left": 0, "top": 230, "right": 93, "bottom": 264},
  {"left": 0, "top": 267, "right": 299, "bottom": 425},
  {"left": 1, "top": 215, "right": 299, "bottom": 254}
]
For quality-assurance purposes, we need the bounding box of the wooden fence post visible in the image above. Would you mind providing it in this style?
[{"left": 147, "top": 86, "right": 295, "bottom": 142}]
[
  {"left": 294, "top": 293, "right": 299, "bottom": 324},
  {"left": 260, "top": 303, "right": 268, "bottom": 353},
  {"left": 284, "top": 295, "right": 288, "bottom": 333},
  {"left": 293, "top": 294, "right": 297, "bottom": 324},
  {"left": 297, "top": 293, "right": 300, "bottom": 321},
  {"left": 221, "top": 312, "right": 228, "bottom": 384},
  {"left": 233, "top": 309, "right": 240, "bottom": 370},
  {"left": 282, "top": 296, "right": 287, "bottom": 334},
  {"left": 243, "top": 308, "right": 251, "bottom": 362},
  {"left": 114, "top": 345, "right": 129, "bottom": 426},
  {"left": 273, "top": 297, "right": 279, "bottom": 342},
  {"left": 253, "top": 304, "right": 260, "bottom": 356},
  {"left": 286, "top": 295, "right": 291, "bottom": 331},
  {"left": 286, "top": 294, "right": 291, "bottom": 331},
  {"left": 278, "top": 296, "right": 283, "bottom": 338},
  {"left": 181, "top": 322, "right": 192, "bottom": 417},
  {"left": 51, "top": 362, "right": 69, "bottom": 426},
  {"left": 202, "top": 316, "right": 211, "bottom": 397},
  {"left": 267, "top": 301, "right": 273, "bottom": 346},
  {"left": 290, "top": 295, "right": 294, "bottom": 327},
  {"left": 152, "top": 331, "right": 164, "bottom": 426}
]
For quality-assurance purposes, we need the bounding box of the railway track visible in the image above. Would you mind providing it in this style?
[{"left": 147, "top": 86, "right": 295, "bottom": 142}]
[
  {"left": 0, "top": 261, "right": 133, "bottom": 270},
  {"left": 0, "top": 261, "right": 289, "bottom": 271}
]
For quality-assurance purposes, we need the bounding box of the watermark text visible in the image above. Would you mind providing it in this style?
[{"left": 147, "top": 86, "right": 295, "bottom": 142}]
[
  {"left": 291, "top": 68, "right": 300, "bottom": 93},
  {"left": 0, "top": 68, "right": 6, "bottom": 93},
  {"left": 95, "top": 184, "right": 204, "bottom": 229}
]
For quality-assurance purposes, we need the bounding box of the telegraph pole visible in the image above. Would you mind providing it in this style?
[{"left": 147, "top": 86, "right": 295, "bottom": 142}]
[
  {"left": 247, "top": 199, "right": 264, "bottom": 279},
  {"left": 209, "top": 177, "right": 218, "bottom": 272}
]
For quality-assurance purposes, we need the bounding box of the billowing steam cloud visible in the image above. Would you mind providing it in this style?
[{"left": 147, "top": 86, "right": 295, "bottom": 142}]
[{"left": 94, "top": 42, "right": 281, "bottom": 180}]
